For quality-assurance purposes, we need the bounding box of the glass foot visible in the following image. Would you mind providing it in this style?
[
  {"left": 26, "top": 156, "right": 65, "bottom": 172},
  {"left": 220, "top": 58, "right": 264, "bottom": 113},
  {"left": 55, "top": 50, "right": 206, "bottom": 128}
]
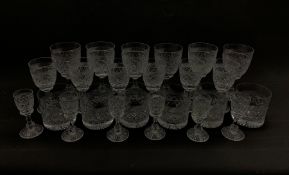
[
  {"left": 186, "top": 125, "right": 209, "bottom": 142},
  {"left": 144, "top": 122, "right": 166, "bottom": 141},
  {"left": 19, "top": 122, "right": 44, "bottom": 139},
  {"left": 221, "top": 124, "right": 245, "bottom": 141},
  {"left": 106, "top": 123, "right": 129, "bottom": 142},
  {"left": 61, "top": 125, "right": 84, "bottom": 143}
]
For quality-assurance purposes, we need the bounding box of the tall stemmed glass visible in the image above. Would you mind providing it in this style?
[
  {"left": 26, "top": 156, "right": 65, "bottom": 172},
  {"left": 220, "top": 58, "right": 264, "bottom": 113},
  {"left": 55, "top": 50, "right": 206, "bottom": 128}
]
[
  {"left": 219, "top": 43, "right": 254, "bottom": 141},
  {"left": 107, "top": 59, "right": 130, "bottom": 142},
  {"left": 154, "top": 43, "right": 183, "bottom": 88},
  {"left": 59, "top": 90, "right": 82, "bottom": 142},
  {"left": 106, "top": 93, "right": 129, "bottom": 142},
  {"left": 50, "top": 42, "right": 81, "bottom": 81},
  {"left": 28, "top": 57, "right": 57, "bottom": 92},
  {"left": 187, "top": 87, "right": 212, "bottom": 142},
  {"left": 121, "top": 42, "right": 150, "bottom": 87},
  {"left": 13, "top": 89, "right": 43, "bottom": 139},
  {"left": 86, "top": 41, "right": 115, "bottom": 90}
]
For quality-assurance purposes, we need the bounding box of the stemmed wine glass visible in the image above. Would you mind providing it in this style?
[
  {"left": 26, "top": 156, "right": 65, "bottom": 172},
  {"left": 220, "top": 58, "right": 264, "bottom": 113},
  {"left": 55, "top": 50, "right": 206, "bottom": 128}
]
[
  {"left": 59, "top": 90, "right": 83, "bottom": 142},
  {"left": 13, "top": 89, "right": 44, "bottom": 139},
  {"left": 50, "top": 42, "right": 81, "bottom": 80},
  {"left": 154, "top": 43, "right": 183, "bottom": 88},
  {"left": 28, "top": 57, "right": 57, "bottom": 92},
  {"left": 187, "top": 87, "right": 212, "bottom": 142},
  {"left": 144, "top": 93, "right": 166, "bottom": 140},
  {"left": 86, "top": 41, "right": 115, "bottom": 90},
  {"left": 219, "top": 43, "right": 254, "bottom": 141},
  {"left": 106, "top": 93, "right": 129, "bottom": 142},
  {"left": 121, "top": 42, "right": 150, "bottom": 87},
  {"left": 108, "top": 60, "right": 130, "bottom": 93}
]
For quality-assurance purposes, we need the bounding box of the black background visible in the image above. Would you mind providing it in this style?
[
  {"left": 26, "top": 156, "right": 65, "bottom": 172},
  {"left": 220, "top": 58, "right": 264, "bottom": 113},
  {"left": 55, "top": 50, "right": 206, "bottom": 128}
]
[{"left": 1, "top": 0, "right": 289, "bottom": 174}]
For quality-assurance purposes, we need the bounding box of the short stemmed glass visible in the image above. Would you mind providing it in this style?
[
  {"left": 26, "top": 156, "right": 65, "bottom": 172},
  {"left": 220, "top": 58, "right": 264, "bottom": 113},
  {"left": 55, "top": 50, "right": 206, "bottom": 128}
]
[
  {"left": 28, "top": 57, "right": 57, "bottom": 92},
  {"left": 108, "top": 60, "right": 130, "bottom": 94},
  {"left": 59, "top": 90, "right": 83, "bottom": 142},
  {"left": 187, "top": 88, "right": 212, "bottom": 142},
  {"left": 121, "top": 42, "right": 150, "bottom": 87},
  {"left": 144, "top": 93, "right": 166, "bottom": 140},
  {"left": 50, "top": 42, "right": 81, "bottom": 80},
  {"left": 13, "top": 89, "right": 44, "bottom": 139},
  {"left": 106, "top": 93, "right": 129, "bottom": 142},
  {"left": 154, "top": 43, "right": 183, "bottom": 88},
  {"left": 220, "top": 43, "right": 254, "bottom": 141},
  {"left": 86, "top": 41, "right": 115, "bottom": 90}
]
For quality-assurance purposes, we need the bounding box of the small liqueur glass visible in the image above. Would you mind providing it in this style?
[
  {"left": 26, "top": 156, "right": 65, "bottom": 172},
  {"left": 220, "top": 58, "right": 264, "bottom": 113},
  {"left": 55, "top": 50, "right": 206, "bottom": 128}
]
[{"left": 13, "top": 89, "right": 43, "bottom": 139}]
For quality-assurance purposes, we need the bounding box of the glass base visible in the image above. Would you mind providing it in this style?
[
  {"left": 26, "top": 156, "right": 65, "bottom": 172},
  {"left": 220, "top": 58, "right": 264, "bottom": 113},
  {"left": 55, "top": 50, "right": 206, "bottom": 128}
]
[
  {"left": 144, "top": 122, "right": 166, "bottom": 141},
  {"left": 186, "top": 125, "right": 209, "bottom": 142},
  {"left": 221, "top": 124, "right": 245, "bottom": 141},
  {"left": 61, "top": 125, "right": 84, "bottom": 143},
  {"left": 19, "top": 122, "right": 44, "bottom": 139},
  {"left": 106, "top": 123, "right": 129, "bottom": 142}
]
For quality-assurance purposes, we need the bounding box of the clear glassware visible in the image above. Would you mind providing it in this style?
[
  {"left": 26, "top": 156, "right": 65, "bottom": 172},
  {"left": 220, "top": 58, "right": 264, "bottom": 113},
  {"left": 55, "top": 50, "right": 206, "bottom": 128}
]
[
  {"left": 108, "top": 61, "right": 130, "bottom": 93},
  {"left": 121, "top": 85, "right": 149, "bottom": 128},
  {"left": 154, "top": 43, "right": 183, "bottom": 81},
  {"left": 188, "top": 42, "right": 218, "bottom": 76},
  {"left": 143, "top": 58, "right": 166, "bottom": 92},
  {"left": 158, "top": 86, "right": 190, "bottom": 130},
  {"left": 179, "top": 61, "right": 203, "bottom": 92},
  {"left": 221, "top": 83, "right": 272, "bottom": 141},
  {"left": 187, "top": 88, "right": 212, "bottom": 142},
  {"left": 106, "top": 93, "right": 129, "bottom": 142},
  {"left": 59, "top": 90, "right": 83, "bottom": 142},
  {"left": 199, "top": 83, "right": 228, "bottom": 129},
  {"left": 222, "top": 43, "right": 254, "bottom": 79},
  {"left": 13, "top": 89, "right": 43, "bottom": 139},
  {"left": 37, "top": 90, "right": 71, "bottom": 131},
  {"left": 28, "top": 57, "right": 57, "bottom": 92},
  {"left": 122, "top": 42, "right": 150, "bottom": 86},
  {"left": 81, "top": 88, "right": 114, "bottom": 130},
  {"left": 213, "top": 60, "right": 236, "bottom": 93},
  {"left": 86, "top": 41, "right": 115, "bottom": 78},
  {"left": 69, "top": 57, "right": 94, "bottom": 92},
  {"left": 50, "top": 42, "right": 81, "bottom": 79},
  {"left": 144, "top": 93, "right": 166, "bottom": 140}
]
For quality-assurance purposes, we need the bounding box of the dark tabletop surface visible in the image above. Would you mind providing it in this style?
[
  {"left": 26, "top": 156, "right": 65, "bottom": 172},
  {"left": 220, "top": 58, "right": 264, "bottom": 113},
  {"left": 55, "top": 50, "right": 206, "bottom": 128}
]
[{"left": 1, "top": 0, "right": 289, "bottom": 174}]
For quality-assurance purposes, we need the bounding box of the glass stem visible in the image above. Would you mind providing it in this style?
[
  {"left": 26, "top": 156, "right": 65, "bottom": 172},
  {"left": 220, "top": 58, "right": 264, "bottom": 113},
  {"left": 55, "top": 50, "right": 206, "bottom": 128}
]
[
  {"left": 25, "top": 115, "right": 33, "bottom": 129},
  {"left": 132, "top": 79, "right": 138, "bottom": 88},
  {"left": 152, "top": 117, "right": 158, "bottom": 130},
  {"left": 115, "top": 117, "right": 121, "bottom": 134}
]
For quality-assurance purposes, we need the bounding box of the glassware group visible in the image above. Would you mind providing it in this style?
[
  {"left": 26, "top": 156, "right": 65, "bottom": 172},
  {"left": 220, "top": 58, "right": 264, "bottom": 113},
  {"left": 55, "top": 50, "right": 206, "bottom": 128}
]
[{"left": 13, "top": 41, "right": 272, "bottom": 143}]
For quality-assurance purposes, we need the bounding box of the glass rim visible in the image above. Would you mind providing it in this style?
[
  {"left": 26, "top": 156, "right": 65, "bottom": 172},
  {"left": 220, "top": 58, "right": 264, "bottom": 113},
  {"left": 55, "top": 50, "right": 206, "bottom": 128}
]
[
  {"left": 235, "top": 82, "right": 272, "bottom": 98},
  {"left": 13, "top": 89, "right": 33, "bottom": 98},
  {"left": 188, "top": 42, "right": 218, "bottom": 51},
  {"left": 85, "top": 41, "right": 115, "bottom": 50},
  {"left": 121, "top": 42, "right": 150, "bottom": 50},
  {"left": 49, "top": 41, "right": 81, "bottom": 51},
  {"left": 28, "top": 57, "right": 53, "bottom": 67},
  {"left": 153, "top": 42, "right": 183, "bottom": 53},
  {"left": 223, "top": 43, "right": 254, "bottom": 54}
]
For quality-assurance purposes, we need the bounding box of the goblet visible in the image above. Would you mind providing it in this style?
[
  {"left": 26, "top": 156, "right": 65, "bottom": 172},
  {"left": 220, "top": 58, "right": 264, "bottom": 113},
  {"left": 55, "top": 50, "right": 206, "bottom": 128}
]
[
  {"left": 122, "top": 42, "right": 150, "bottom": 87},
  {"left": 13, "top": 89, "right": 43, "bottom": 139},
  {"left": 154, "top": 43, "right": 183, "bottom": 87},
  {"left": 108, "top": 61, "right": 130, "bottom": 93},
  {"left": 50, "top": 42, "right": 81, "bottom": 79},
  {"left": 222, "top": 43, "right": 254, "bottom": 79},
  {"left": 144, "top": 93, "right": 166, "bottom": 140},
  {"left": 188, "top": 42, "right": 218, "bottom": 76},
  {"left": 86, "top": 41, "right": 114, "bottom": 91},
  {"left": 69, "top": 57, "right": 94, "bottom": 92},
  {"left": 28, "top": 57, "right": 57, "bottom": 92},
  {"left": 143, "top": 57, "right": 165, "bottom": 93},
  {"left": 187, "top": 88, "right": 212, "bottom": 142},
  {"left": 106, "top": 93, "right": 129, "bottom": 142},
  {"left": 59, "top": 90, "right": 83, "bottom": 142},
  {"left": 221, "top": 83, "right": 272, "bottom": 141}
]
